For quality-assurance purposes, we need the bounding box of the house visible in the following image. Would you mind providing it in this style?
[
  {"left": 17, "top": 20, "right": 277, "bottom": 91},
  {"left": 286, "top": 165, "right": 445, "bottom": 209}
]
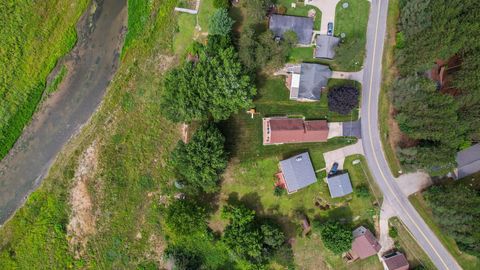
[
  {"left": 350, "top": 226, "right": 381, "bottom": 259},
  {"left": 277, "top": 152, "right": 317, "bottom": 194},
  {"left": 286, "top": 63, "right": 332, "bottom": 101},
  {"left": 327, "top": 172, "right": 353, "bottom": 198},
  {"left": 269, "top": 14, "right": 314, "bottom": 45},
  {"left": 263, "top": 117, "right": 329, "bottom": 145},
  {"left": 382, "top": 251, "right": 409, "bottom": 270},
  {"left": 454, "top": 144, "right": 480, "bottom": 179},
  {"left": 314, "top": 35, "right": 340, "bottom": 59}
]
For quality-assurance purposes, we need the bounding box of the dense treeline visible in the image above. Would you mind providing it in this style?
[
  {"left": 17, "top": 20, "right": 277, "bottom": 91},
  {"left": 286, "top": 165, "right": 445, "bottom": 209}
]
[
  {"left": 391, "top": 0, "right": 480, "bottom": 175},
  {"left": 0, "top": 0, "right": 89, "bottom": 159},
  {"left": 424, "top": 183, "right": 480, "bottom": 256}
]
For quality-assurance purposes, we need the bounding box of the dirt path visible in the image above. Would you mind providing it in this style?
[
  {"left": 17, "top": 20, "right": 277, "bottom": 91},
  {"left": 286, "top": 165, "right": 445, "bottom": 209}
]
[{"left": 0, "top": 0, "right": 127, "bottom": 225}]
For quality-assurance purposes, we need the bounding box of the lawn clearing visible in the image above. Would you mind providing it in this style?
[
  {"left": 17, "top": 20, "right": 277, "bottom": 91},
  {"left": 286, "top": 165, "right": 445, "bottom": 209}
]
[
  {"left": 173, "top": 13, "right": 197, "bottom": 54},
  {"left": 287, "top": 47, "right": 333, "bottom": 65},
  {"left": 276, "top": 0, "right": 322, "bottom": 30},
  {"left": 254, "top": 77, "right": 360, "bottom": 121},
  {"left": 333, "top": 0, "right": 370, "bottom": 71},
  {"left": 389, "top": 217, "right": 436, "bottom": 270},
  {"left": 197, "top": 0, "right": 216, "bottom": 32}
]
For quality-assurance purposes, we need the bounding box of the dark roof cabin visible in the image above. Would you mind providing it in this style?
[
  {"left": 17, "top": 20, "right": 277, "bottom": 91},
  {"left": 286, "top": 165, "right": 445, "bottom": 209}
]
[
  {"left": 455, "top": 144, "right": 480, "bottom": 179},
  {"left": 269, "top": 14, "right": 314, "bottom": 45}
]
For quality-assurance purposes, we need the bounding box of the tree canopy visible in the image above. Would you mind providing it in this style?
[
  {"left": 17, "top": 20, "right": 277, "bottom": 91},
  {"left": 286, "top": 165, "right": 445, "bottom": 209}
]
[
  {"left": 209, "top": 8, "right": 235, "bottom": 36},
  {"left": 161, "top": 37, "right": 256, "bottom": 123},
  {"left": 327, "top": 86, "right": 359, "bottom": 115},
  {"left": 222, "top": 204, "right": 286, "bottom": 265},
  {"left": 391, "top": 0, "right": 480, "bottom": 174},
  {"left": 424, "top": 183, "right": 480, "bottom": 256},
  {"left": 170, "top": 123, "right": 227, "bottom": 193},
  {"left": 314, "top": 220, "right": 352, "bottom": 254},
  {"left": 164, "top": 199, "right": 207, "bottom": 236}
]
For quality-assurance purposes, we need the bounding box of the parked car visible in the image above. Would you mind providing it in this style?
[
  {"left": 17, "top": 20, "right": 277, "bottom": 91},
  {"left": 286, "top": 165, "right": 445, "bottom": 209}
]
[
  {"left": 329, "top": 162, "right": 339, "bottom": 176},
  {"left": 327, "top": 22, "right": 333, "bottom": 36}
]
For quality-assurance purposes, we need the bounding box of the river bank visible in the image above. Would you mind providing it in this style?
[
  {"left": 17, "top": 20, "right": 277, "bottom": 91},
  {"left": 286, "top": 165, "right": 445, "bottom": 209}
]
[{"left": 0, "top": 0, "right": 127, "bottom": 225}]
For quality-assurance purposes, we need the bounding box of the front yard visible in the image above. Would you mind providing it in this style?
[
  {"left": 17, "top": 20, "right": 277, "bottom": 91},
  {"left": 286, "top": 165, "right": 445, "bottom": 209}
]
[
  {"left": 333, "top": 0, "right": 370, "bottom": 71},
  {"left": 254, "top": 77, "right": 360, "bottom": 122}
]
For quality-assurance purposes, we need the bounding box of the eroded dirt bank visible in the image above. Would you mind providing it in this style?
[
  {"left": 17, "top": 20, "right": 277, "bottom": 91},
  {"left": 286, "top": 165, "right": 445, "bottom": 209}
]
[{"left": 0, "top": 0, "right": 127, "bottom": 224}]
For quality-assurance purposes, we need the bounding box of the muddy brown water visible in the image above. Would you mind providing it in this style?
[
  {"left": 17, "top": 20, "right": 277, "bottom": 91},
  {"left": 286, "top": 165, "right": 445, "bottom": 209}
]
[{"left": 0, "top": 0, "right": 127, "bottom": 225}]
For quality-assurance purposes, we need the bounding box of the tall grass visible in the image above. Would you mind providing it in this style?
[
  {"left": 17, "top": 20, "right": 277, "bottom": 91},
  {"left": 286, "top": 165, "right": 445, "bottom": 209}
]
[{"left": 0, "top": 0, "right": 89, "bottom": 159}]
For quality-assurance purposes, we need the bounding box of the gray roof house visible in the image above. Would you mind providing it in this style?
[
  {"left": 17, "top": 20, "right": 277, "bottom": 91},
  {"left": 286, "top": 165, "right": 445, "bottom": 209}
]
[
  {"left": 315, "top": 35, "right": 340, "bottom": 59},
  {"left": 279, "top": 152, "right": 317, "bottom": 194},
  {"left": 269, "top": 14, "right": 314, "bottom": 45},
  {"left": 327, "top": 172, "right": 353, "bottom": 198},
  {"left": 455, "top": 144, "right": 480, "bottom": 179},
  {"left": 287, "top": 63, "right": 331, "bottom": 101}
]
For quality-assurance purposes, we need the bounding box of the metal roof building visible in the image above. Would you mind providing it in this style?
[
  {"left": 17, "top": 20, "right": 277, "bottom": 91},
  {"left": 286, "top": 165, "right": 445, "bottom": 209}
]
[
  {"left": 287, "top": 63, "right": 331, "bottom": 101},
  {"left": 315, "top": 35, "right": 340, "bottom": 59},
  {"left": 279, "top": 152, "right": 317, "bottom": 193},
  {"left": 327, "top": 172, "right": 353, "bottom": 198},
  {"left": 455, "top": 144, "right": 480, "bottom": 179},
  {"left": 269, "top": 14, "right": 314, "bottom": 45}
]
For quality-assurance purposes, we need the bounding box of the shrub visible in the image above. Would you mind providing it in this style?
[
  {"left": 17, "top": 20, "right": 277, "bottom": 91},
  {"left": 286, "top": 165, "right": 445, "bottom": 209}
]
[
  {"left": 274, "top": 186, "right": 285, "bottom": 196},
  {"left": 276, "top": 5, "right": 287, "bottom": 15},
  {"left": 314, "top": 220, "right": 352, "bottom": 254},
  {"left": 213, "top": 0, "right": 230, "bottom": 9},
  {"left": 389, "top": 226, "right": 398, "bottom": 238},
  {"left": 327, "top": 86, "right": 359, "bottom": 115},
  {"left": 355, "top": 184, "right": 370, "bottom": 198}
]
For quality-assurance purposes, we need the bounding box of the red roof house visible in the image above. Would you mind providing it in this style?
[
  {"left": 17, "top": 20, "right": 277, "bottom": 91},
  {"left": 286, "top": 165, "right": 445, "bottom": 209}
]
[
  {"left": 382, "top": 251, "right": 409, "bottom": 270},
  {"left": 263, "top": 117, "right": 329, "bottom": 145},
  {"left": 351, "top": 226, "right": 381, "bottom": 259}
]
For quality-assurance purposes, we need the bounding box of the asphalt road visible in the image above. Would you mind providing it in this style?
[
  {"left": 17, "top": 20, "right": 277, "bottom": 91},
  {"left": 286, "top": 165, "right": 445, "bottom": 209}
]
[{"left": 360, "top": 1, "right": 462, "bottom": 269}]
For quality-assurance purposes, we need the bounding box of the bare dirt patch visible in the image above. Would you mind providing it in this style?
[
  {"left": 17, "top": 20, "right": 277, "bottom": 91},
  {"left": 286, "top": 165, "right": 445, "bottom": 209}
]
[{"left": 67, "top": 141, "right": 99, "bottom": 258}]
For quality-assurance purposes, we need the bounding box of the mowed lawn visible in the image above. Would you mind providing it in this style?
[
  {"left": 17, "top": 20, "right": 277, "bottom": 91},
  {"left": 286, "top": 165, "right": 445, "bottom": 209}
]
[
  {"left": 333, "top": 0, "right": 370, "bottom": 71},
  {"left": 254, "top": 77, "right": 360, "bottom": 122}
]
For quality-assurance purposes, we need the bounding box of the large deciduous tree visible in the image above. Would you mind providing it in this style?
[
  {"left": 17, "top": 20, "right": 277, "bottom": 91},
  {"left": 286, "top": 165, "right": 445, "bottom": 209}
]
[
  {"left": 161, "top": 41, "right": 256, "bottom": 122},
  {"left": 170, "top": 123, "right": 227, "bottom": 193}
]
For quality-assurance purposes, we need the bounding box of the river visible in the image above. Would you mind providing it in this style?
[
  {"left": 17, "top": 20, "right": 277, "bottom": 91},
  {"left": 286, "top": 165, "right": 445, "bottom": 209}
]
[{"left": 0, "top": 0, "right": 127, "bottom": 225}]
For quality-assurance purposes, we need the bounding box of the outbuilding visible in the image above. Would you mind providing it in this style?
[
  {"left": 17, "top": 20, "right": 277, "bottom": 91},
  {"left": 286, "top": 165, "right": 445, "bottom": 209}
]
[
  {"left": 327, "top": 172, "right": 353, "bottom": 198},
  {"left": 269, "top": 14, "right": 314, "bottom": 45}
]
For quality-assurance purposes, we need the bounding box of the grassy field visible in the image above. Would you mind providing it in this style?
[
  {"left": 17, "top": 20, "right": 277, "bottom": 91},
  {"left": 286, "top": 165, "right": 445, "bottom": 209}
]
[
  {"left": 0, "top": 0, "right": 89, "bottom": 160},
  {"left": 0, "top": 0, "right": 185, "bottom": 268},
  {"left": 333, "top": 0, "right": 370, "bottom": 71},
  {"left": 198, "top": 0, "right": 216, "bottom": 32},
  {"left": 253, "top": 77, "right": 360, "bottom": 122},
  {"left": 276, "top": 0, "right": 322, "bottom": 30},
  {"left": 379, "top": 0, "right": 402, "bottom": 177},
  {"left": 173, "top": 13, "right": 197, "bottom": 54},
  {"left": 389, "top": 217, "right": 436, "bottom": 270},
  {"left": 410, "top": 192, "right": 480, "bottom": 270}
]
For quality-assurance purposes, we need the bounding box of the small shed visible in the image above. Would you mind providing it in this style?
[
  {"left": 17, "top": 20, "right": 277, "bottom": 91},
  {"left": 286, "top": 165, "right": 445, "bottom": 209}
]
[
  {"left": 315, "top": 35, "right": 340, "bottom": 59},
  {"left": 269, "top": 14, "right": 314, "bottom": 45},
  {"left": 327, "top": 173, "right": 353, "bottom": 198},
  {"left": 382, "top": 251, "right": 409, "bottom": 270},
  {"left": 351, "top": 226, "right": 381, "bottom": 259},
  {"left": 279, "top": 152, "right": 317, "bottom": 194}
]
